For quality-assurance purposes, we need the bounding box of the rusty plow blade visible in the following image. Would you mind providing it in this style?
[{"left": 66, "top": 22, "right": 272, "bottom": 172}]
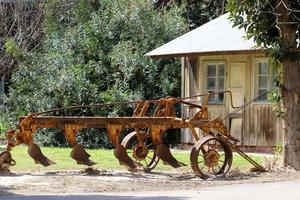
[
  {"left": 156, "top": 144, "right": 186, "bottom": 168},
  {"left": 70, "top": 144, "right": 97, "bottom": 166},
  {"left": 0, "top": 151, "right": 16, "bottom": 171},
  {"left": 28, "top": 143, "right": 56, "bottom": 167},
  {"left": 114, "top": 145, "right": 142, "bottom": 171}
]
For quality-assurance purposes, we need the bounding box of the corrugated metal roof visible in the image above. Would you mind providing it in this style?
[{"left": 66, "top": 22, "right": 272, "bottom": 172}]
[{"left": 146, "top": 13, "right": 259, "bottom": 58}]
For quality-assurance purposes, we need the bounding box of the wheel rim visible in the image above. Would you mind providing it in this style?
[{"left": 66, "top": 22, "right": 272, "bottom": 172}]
[
  {"left": 121, "top": 131, "right": 159, "bottom": 171},
  {"left": 191, "top": 135, "right": 232, "bottom": 178}
]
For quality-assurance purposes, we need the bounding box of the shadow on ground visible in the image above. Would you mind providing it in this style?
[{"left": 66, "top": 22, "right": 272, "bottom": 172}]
[
  {"left": 0, "top": 194, "right": 187, "bottom": 200},
  {"left": 0, "top": 185, "right": 14, "bottom": 196},
  {"left": 4, "top": 167, "right": 261, "bottom": 182}
]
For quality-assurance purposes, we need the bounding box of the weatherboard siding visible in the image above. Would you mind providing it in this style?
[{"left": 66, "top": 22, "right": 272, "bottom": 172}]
[{"left": 182, "top": 53, "right": 283, "bottom": 148}]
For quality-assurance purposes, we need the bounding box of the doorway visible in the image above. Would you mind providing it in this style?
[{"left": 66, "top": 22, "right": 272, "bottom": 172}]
[{"left": 228, "top": 62, "right": 246, "bottom": 143}]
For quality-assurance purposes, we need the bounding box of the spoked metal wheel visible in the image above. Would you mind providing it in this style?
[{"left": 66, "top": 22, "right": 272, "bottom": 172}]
[
  {"left": 190, "top": 135, "right": 233, "bottom": 178},
  {"left": 121, "top": 131, "right": 159, "bottom": 172}
]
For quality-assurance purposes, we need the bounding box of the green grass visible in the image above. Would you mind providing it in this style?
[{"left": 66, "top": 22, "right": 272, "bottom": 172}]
[{"left": 7, "top": 146, "right": 265, "bottom": 173}]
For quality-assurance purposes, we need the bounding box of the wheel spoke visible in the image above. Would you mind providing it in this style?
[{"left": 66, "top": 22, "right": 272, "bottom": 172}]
[
  {"left": 207, "top": 166, "right": 211, "bottom": 173},
  {"left": 212, "top": 165, "right": 221, "bottom": 174},
  {"left": 212, "top": 167, "right": 217, "bottom": 174},
  {"left": 207, "top": 143, "right": 211, "bottom": 150},
  {"left": 192, "top": 137, "right": 233, "bottom": 177},
  {"left": 121, "top": 131, "right": 159, "bottom": 171},
  {"left": 200, "top": 166, "right": 205, "bottom": 172},
  {"left": 144, "top": 159, "right": 148, "bottom": 166}
]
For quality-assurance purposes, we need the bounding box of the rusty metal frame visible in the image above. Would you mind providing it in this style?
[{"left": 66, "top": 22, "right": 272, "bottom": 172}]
[{"left": 1, "top": 91, "right": 266, "bottom": 177}]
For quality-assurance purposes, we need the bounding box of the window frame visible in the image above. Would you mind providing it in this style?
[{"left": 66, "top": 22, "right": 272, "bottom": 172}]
[
  {"left": 203, "top": 62, "right": 226, "bottom": 105},
  {"left": 254, "top": 58, "right": 274, "bottom": 103}
]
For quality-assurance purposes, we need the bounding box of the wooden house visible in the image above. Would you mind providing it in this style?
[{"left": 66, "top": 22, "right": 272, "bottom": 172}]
[{"left": 146, "top": 13, "right": 282, "bottom": 151}]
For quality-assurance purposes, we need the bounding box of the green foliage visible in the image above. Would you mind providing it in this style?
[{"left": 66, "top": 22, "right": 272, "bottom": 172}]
[
  {"left": 227, "top": 1, "right": 279, "bottom": 46},
  {"left": 267, "top": 59, "right": 284, "bottom": 118},
  {"left": 4, "top": 38, "right": 23, "bottom": 58},
  {"left": 226, "top": 0, "right": 300, "bottom": 117},
  {"left": 1, "top": 0, "right": 187, "bottom": 147},
  {"left": 154, "top": 0, "right": 226, "bottom": 30},
  {"left": 185, "top": 0, "right": 226, "bottom": 29},
  {"left": 227, "top": 0, "right": 300, "bottom": 60}
]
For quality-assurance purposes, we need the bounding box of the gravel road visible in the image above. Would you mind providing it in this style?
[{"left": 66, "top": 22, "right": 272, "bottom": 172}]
[
  {"left": 1, "top": 179, "right": 300, "bottom": 200},
  {"left": 1, "top": 168, "right": 300, "bottom": 200}
]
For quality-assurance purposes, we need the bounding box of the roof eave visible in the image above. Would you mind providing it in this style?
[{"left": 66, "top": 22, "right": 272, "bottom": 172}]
[{"left": 147, "top": 49, "right": 264, "bottom": 59}]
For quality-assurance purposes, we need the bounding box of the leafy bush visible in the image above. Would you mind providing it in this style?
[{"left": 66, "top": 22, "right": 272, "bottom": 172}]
[{"left": 1, "top": 0, "right": 187, "bottom": 148}]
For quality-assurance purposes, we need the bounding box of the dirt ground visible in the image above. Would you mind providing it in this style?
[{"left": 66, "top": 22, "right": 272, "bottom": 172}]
[{"left": 1, "top": 167, "right": 300, "bottom": 196}]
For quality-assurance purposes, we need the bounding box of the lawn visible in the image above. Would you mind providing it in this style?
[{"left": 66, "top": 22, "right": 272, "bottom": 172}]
[{"left": 7, "top": 146, "right": 266, "bottom": 173}]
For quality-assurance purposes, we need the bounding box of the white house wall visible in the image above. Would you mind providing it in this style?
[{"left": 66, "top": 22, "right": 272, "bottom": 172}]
[{"left": 181, "top": 53, "right": 283, "bottom": 148}]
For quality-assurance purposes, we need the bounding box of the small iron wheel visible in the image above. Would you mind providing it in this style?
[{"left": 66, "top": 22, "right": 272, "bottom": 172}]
[
  {"left": 190, "top": 135, "right": 232, "bottom": 178},
  {"left": 121, "top": 131, "right": 159, "bottom": 172}
]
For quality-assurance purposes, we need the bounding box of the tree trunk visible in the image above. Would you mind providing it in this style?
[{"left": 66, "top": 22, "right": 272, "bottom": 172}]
[
  {"left": 282, "top": 60, "right": 300, "bottom": 169},
  {"left": 277, "top": 0, "right": 300, "bottom": 169}
]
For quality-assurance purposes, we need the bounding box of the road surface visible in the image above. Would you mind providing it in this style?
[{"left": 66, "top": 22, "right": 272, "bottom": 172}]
[{"left": 1, "top": 179, "right": 300, "bottom": 200}]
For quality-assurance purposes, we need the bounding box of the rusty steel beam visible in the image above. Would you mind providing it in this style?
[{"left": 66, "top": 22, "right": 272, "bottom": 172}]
[{"left": 1, "top": 91, "right": 266, "bottom": 178}]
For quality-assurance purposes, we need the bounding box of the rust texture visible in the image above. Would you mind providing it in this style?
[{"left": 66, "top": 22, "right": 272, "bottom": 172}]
[{"left": 1, "top": 91, "right": 266, "bottom": 178}]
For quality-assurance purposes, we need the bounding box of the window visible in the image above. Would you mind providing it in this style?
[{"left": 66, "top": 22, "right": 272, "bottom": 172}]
[
  {"left": 255, "top": 59, "right": 274, "bottom": 102},
  {"left": 206, "top": 63, "right": 225, "bottom": 104}
]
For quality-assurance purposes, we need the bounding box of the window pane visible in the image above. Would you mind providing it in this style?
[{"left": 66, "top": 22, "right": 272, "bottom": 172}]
[
  {"left": 218, "top": 64, "right": 225, "bottom": 76},
  {"left": 207, "top": 65, "right": 216, "bottom": 77},
  {"left": 208, "top": 94, "right": 215, "bottom": 103},
  {"left": 258, "top": 89, "right": 267, "bottom": 101},
  {"left": 218, "top": 78, "right": 224, "bottom": 89},
  {"left": 259, "top": 76, "right": 268, "bottom": 88},
  {"left": 259, "top": 62, "right": 268, "bottom": 75},
  {"left": 207, "top": 78, "right": 216, "bottom": 90},
  {"left": 217, "top": 93, "right": 224, "bottom": 103}
]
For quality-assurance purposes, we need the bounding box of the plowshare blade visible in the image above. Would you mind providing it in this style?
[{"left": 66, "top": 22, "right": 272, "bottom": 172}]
[
  {"left": 156, "top": 144, "right": 186, "bottom": 168},
  {"left": 70, "top": 144, "right": 97, "bottom": 166},
  {"left": 28, "top": 143, "right": 56, "bottom": 167}
]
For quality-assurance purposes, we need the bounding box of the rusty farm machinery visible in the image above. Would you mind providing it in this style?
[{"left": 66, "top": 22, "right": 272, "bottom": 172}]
[{"left": 0, "top": 91, "right": 265, "bottom": 178}]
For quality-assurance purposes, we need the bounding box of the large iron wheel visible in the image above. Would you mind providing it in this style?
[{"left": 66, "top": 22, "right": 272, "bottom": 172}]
[
  {"left": 121, "top": 131, "right": 159, "bottom": 172},
  {"left": 190, "top": 135, "right": 232, "bottom": 178}
]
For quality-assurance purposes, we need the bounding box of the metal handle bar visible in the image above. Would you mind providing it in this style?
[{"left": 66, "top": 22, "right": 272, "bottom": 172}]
[
  {"left": 181, "top": 90, "right": 242, "bottom": 109},
  {"left": 221, "top": 91, "right": 269, "bottom": 121},
  {"left": 31, "top": 91, "right": 267, "bottom": 117}
]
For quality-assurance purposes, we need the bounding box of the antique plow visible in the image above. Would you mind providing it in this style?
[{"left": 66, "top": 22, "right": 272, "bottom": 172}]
[{"left": 0, "top": 91, "right": 265, "bottom": 178}]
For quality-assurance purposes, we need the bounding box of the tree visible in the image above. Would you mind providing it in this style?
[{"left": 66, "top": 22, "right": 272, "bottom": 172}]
[
  {"left": 227, "top": 0, "right": 300, "bottom": 169},
  {"left": 1, "top": 0, "right": 187, "bottom": 147},
  {"left": 0, "top": 0, "right": 45, "bottom": 77},
  {"left": 153, "top": 0, "right": 227, "bottom": 29},
  {"left": 184, "top": 0, "right": 226, "bottom": 29}
]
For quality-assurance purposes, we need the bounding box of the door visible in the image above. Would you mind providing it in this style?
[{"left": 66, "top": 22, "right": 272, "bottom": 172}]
[{"left": 228, "top": 62, "right": 246, "bottom": 143}]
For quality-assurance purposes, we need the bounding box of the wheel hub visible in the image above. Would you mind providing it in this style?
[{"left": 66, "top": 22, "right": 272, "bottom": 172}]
[
  {"left": 204, "top": 150, "right": 220, "bottom": 167},
  {"left": 132, "top": 144, "right": 148, "bottom": 161}
]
